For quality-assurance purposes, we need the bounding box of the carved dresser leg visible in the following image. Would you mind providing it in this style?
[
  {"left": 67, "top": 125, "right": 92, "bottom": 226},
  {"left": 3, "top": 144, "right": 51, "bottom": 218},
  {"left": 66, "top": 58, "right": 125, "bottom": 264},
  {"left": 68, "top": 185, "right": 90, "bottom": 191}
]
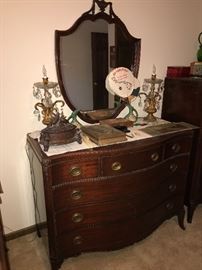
[{"left": 178, "top": 207, "right": 186, "bottom": 230}]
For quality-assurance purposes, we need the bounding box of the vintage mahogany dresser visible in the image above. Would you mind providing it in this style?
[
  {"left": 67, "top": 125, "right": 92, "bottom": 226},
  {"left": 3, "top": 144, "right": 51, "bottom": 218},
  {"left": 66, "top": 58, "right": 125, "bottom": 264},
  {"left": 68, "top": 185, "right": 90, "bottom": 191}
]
[
  {"left": 162, "top": 77, "right": 202, "bottom": 222},
  {"left": 27, "top": 122, "right": 198, "bottom": 270}
]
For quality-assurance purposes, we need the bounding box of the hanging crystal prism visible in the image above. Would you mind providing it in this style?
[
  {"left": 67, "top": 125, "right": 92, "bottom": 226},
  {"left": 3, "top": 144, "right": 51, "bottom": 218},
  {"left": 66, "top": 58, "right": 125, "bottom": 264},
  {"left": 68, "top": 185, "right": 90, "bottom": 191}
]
[{"left": 53, "top": 85, "right": 61, "bottom": 97}]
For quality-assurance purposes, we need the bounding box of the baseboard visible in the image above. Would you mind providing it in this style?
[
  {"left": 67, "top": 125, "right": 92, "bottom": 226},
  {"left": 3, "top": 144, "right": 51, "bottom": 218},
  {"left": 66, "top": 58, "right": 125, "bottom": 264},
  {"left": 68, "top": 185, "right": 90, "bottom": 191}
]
[{"left": 5, "top": 222, "right": 47, "bottom": 241}]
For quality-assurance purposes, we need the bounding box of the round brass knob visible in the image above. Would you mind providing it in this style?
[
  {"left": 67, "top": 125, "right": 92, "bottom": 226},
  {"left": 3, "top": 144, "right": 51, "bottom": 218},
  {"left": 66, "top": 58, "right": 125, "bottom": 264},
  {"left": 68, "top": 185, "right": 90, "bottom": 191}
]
[
  {"left": 169, "top": 163, "right": 178, "bottom": 173},
  {"left": 151, "top": 152, "right": 159, "bottom": 162},
  {"left": 172, "top": 143, "right": 181, "bottom": 153},
  {"left": 70, "top": 166, "right": 81, "bottom": 177},
  {"left": 166, "top": 202, "right": 174, "bottom": 210},
  {"left": 168, "top": 184, "right": 177, "bottom": 192},
  {"left": 71, "top": 189, "right": 82, "bottom": 200},
  {"left": 111, "top": 161, "right": 122, "bottom": 171},
  {"left": 73, "top": 235, "right": 83, "bottom": 245},
  {"left": 72, "top": 212, "right": 84, "bottom": 223}
]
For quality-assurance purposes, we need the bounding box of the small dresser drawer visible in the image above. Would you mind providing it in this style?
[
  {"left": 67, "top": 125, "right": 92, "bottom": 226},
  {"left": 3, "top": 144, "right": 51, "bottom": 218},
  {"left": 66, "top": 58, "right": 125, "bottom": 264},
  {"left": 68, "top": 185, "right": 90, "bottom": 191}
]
[
  {"left": 53, "top": 156, "right": 189, "bottom": 211},
  {"left": 51, "top": 159, "right": 99, "bottom": 185},
  {"left": 101, "top": 145, "right": 163, "bottom": 176},
  {"left": 165, "top": 135, "right": 192, "bottom": 158}
]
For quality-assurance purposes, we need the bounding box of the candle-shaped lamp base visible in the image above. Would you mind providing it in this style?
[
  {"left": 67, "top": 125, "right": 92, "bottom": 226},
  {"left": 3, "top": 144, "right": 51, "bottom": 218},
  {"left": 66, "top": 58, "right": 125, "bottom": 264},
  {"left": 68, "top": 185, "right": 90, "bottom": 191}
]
[{"left": 138, "top": 67, "right": 163, "bottom": 122}]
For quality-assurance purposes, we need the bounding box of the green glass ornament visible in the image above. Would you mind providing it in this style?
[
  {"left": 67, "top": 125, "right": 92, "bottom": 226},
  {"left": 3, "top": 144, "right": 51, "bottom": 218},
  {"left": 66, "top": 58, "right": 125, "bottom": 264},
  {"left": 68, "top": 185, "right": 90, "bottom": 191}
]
[{"left": 197, "top": 32, "right": 202, "bottom": 62}]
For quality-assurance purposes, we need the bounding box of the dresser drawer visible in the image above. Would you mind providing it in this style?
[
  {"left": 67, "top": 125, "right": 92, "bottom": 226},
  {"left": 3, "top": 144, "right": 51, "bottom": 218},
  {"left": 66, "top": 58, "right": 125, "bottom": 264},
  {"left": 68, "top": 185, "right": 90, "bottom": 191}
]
[
  {"left": 51, "top": 158, "right": 99, "bottom": 185},
  {"left": 133, "top": 176, "right": 186, "bottom": 216},
  {"left": 53, "top": 156, "right": 189, "bottom": 211},
  {"left": 57, "top": 195, "right": 183, "bottom": 257},
  {"left": 55, "top": 175, "right": 186, "bottom": 235},
  {"left": 165, "top": 135, "right": 192, "bottom": 158},
  {"left": 55, "top": 200, "right": 136, "bottom": 234},
  {"left": 101, "top": 145, "right": 163, "bottom": 176}
]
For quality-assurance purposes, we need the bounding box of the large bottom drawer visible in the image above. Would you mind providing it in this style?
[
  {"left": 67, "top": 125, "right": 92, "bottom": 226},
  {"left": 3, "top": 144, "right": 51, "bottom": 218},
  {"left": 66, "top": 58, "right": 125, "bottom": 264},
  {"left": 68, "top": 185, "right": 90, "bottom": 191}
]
[{"left": 57, "top": 195, "right": 184, "bottom": 257}]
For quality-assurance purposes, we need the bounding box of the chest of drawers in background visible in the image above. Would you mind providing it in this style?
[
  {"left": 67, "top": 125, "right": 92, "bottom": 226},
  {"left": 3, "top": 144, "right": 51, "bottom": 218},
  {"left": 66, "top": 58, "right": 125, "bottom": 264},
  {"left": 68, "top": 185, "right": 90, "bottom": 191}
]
[
  {"left": 26, "top": 122, "right": 198, "bottom": 270},
  {"left": 162, "top": 77, "right": 202, "bottom": 222}
]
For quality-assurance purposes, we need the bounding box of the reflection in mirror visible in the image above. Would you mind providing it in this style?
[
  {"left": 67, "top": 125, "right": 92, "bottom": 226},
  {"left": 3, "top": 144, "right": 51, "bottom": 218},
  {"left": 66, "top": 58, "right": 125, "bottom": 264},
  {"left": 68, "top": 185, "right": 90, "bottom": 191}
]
[
  {"left": 55, "top": 0, "right": 141, "bottom": 123},
  {"left": 60, "top": 19, "right": 110, "bottom": 111}
]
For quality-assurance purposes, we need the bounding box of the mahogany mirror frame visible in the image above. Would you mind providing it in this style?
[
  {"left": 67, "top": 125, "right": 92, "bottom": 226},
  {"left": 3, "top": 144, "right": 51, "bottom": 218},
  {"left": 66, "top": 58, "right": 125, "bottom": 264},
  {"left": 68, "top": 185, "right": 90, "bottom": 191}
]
[{"left": 55, "top": 0, "right": 141, "bottom": 123}]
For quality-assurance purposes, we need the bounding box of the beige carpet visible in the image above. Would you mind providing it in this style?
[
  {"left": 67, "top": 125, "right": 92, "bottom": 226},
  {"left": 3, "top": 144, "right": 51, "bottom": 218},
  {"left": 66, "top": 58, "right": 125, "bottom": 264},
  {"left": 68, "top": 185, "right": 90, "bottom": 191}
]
[{"left": 8, "top": 205, "right": 202, "bottom": 270}]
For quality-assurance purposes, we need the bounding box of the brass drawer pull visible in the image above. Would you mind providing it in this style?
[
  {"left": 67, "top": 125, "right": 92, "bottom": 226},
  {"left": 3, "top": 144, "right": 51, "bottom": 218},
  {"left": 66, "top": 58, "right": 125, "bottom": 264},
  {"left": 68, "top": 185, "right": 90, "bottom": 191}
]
[
  {"left": 112, "top": 161, "right": 122, "bottom": 171},
  {"left": 71, "top": 189, "right": 82, "bottom": 200},
  {"left": 168, "top": 184, "right": 177, "bottom": 192},
  {"left": 172, "top": 143, "right": 181, "bottom": 153},
  {"left": 151, "top": 152, "right": 159, "bottom": 162},
  {"left": 73, "top": 235, "right": 83, "bottom": 245},
  {"left": 72, "top": 212, "right": 84, "bottom": 223},
  {"left": 166, "top": 202, "right": 174, "bottom": 210},
  {"left": 70, "top": 166, "right": 81, "bottom": 177},
  {"left": 169, "top": 163, "right": 178, "bottom": 173}
]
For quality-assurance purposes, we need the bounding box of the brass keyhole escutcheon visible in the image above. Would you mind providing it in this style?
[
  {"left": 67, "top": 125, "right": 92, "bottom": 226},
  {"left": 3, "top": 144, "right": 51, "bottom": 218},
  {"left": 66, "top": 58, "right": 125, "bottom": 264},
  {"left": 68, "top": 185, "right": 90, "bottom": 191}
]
[
  {"left": 72, "top": 213, "right": 84, "bottom": 223},
  {"left": 112, "top": 161, "right": 122, "bottom": 171},
  {"left": 151, "top": 152, "right": 159, "bottom": 162},
  {"left": 71, "top": 189, "right": 82, "bottom": 200},
  {"left": 70, "top": 166, "right": 81, "bottom": 177}
]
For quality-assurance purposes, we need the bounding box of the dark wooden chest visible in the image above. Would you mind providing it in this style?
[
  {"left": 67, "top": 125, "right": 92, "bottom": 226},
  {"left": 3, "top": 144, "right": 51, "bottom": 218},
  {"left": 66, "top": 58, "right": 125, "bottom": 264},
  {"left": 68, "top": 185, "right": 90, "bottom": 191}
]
[{"left": 162, "top": 77, "right": 202, "bottom": 222}]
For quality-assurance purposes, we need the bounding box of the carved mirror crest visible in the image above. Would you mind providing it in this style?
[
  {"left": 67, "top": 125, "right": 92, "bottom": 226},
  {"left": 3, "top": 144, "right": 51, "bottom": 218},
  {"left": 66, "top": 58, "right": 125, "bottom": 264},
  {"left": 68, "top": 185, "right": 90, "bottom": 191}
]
[{"left": 55, "top": 0, "right": 141, "bottom": 123}]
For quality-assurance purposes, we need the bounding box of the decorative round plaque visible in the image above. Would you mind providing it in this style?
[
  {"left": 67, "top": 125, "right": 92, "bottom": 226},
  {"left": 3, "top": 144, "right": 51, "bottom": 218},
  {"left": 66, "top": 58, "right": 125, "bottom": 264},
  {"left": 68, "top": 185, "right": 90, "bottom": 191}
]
[{"left": 106, "top": 67, "right": 140, "bottom": 98}]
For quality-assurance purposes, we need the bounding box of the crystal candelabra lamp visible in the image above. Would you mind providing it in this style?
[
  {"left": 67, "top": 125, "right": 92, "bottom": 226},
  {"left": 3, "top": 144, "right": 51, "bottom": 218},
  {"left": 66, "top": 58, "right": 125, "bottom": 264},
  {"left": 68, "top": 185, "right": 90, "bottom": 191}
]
[
  {"left": 138, "top": 66, "right": 164, "bottom": 122},
  {"left": 33, "top": 66, "right": 64, "bottom": 126}
]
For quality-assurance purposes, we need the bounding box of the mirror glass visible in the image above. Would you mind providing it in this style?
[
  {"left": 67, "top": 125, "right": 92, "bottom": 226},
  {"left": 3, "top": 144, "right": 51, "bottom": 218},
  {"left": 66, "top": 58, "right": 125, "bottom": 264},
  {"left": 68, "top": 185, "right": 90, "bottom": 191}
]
[{"left": 55, "top": 0, "right": 141, "bottom": 123}]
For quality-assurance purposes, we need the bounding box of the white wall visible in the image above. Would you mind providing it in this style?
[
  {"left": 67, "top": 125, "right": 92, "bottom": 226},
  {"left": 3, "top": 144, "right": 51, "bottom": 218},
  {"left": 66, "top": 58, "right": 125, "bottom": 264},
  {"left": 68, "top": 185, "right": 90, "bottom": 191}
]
[{"left": 0, "top": 0, "right": 201, "bottom": 233}]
